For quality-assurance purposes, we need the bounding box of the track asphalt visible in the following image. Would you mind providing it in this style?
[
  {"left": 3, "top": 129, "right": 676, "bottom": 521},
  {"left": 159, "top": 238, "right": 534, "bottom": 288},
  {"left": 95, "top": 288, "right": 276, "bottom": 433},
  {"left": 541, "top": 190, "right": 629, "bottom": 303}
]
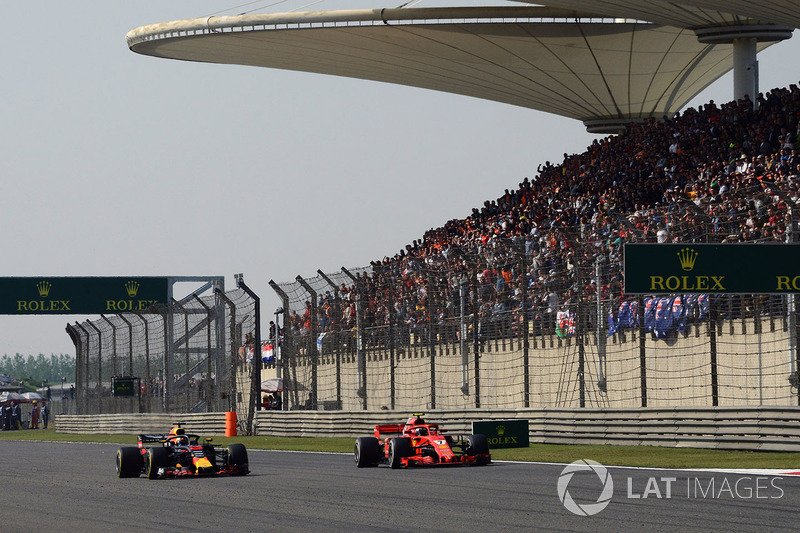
[{"left": 1, "top": 440, "right": 798, "bottom": 532}]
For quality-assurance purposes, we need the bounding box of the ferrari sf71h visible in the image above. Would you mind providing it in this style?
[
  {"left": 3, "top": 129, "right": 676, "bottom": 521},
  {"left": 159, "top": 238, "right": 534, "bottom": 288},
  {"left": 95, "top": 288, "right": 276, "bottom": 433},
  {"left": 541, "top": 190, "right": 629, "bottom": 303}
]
[
  {"left": 115, "top": 425, "right": 249, "bottom": 479},
  {"left": 355, "top": 414, "right": 490, "bottom": 468}
]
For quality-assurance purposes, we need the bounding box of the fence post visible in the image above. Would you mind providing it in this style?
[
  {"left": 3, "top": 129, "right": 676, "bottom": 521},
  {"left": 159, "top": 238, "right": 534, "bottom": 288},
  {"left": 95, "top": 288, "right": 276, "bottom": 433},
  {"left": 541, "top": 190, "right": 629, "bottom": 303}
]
[
  {"left": 86, "top": 320, "right": 103, "bottom": 414},
  {"left": 519, "top": 242, "right": 530, "bottom": 408},
  {"left": 342, "top": 267, "right": 367, "bottom": 409},
  {"left": 100, "top": 315, "right": 118, "bottom": 379},
  {"left": 794, "top": 298, "right": 800, "bottom": 406},
  {"left": 459, "top": 276, "right": 469, "bottom": 397},
  {"left": 114, "top": 314, "right": 135, "bottom": 412},
  {"left": 214, "top": 288, "right": 237, "bottom": 413},
  {"left": 118, "top": 314, "right": 134, "bottom": 379},
  {"left": 576, "top": 249, "right": 586, "bottom": 408},
  {"left": 65, "top": 323, "right": 83, "bottom": 415},
  {"left": 316, "top": 271, "right": 343, "bottom": 409},
  {"left": 130, "top": 312, "right": 151, "bottom": 413},
  {"left": 74, "top": 322, "right": 91, "bottom": 415},
  {"left": 427, "top": 271, "right": 436, "bottom": 410},
  {"left": 387, "top": 265, "right": 396, "bottom": 410},
  {"left": 193, "top": 294, "right": 215, "bottom": 412},
  {"left": 638, "top": 295, "right": 647, "bottom": 407},
  {"left": 269, "top": 281, "right": 292, "bottom": 410},
  {"left": 152, "top": 304, "right": 173, "bottom": 413},
  {"left": 709, "top": 298, "right": 719, "bottom": 406},
  {"left": 296, "top": 275, "right": 319, "bottom": 411},
  {"left": 472, "top": 263, "right": 481, "bottom": 408},
  {"left": 236, "top": 275, "right": 261, "bottom": 435},
  {"left": 596, "top": 254, "right": 607, "bottom": 392},
  {"left": 170, "top": 299, "right": 192, "bottom": 413}
]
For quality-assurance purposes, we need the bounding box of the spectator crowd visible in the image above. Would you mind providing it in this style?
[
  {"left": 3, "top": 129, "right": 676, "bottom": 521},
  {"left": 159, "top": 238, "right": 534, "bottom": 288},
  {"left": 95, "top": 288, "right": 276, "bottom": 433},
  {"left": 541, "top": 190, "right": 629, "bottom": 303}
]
[{"left": 281, "top": 84, "right": 800, "bottom": 344}]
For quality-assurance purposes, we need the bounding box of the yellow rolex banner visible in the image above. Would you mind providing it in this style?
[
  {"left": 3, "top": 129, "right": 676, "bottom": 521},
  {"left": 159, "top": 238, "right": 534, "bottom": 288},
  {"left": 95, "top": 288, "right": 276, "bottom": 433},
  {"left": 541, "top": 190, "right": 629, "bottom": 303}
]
[{"left": 624, "top": 243, "right": 800, "bottom": 294}]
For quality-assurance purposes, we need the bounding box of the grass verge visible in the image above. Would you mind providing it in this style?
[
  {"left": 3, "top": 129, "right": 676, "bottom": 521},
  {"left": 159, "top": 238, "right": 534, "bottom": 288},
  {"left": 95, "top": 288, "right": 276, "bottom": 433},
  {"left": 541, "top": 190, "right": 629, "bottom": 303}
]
[{"left": 2, "top": 429, "right": 799, "bottom": 469}]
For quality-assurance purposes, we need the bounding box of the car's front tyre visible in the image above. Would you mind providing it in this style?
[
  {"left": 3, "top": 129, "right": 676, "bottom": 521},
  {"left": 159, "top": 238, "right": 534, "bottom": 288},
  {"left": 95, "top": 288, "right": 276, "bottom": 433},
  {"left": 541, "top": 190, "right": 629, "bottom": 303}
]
[
  {"left": 388, "top": 437, "right": 412, "bottom": 469},
  {"left": 468, "top": 434, "right": 490, "bottom": 466},
  {"left": 145, "top": 447, "right": 169, "bottom": 479},
  {"left": 227, "top": 443, "right": 249, "bottom": 475}
]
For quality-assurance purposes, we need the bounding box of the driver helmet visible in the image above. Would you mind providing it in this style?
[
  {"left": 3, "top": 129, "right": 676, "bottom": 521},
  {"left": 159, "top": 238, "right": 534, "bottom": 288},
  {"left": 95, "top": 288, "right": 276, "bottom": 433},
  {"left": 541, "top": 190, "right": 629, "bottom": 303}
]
[
  {"left": 415, "top": 427, "right": 428, "bottom": 436},
  {"left": 169, "top": 426, "right": 188, "bottom": 445}
]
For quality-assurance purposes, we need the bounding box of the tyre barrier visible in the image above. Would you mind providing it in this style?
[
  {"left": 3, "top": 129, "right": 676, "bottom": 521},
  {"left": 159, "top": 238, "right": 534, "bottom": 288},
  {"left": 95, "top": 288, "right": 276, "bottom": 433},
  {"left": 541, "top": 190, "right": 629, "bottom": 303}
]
[{"left": 225, "top": 411, "right": 238, "bottom": 437}]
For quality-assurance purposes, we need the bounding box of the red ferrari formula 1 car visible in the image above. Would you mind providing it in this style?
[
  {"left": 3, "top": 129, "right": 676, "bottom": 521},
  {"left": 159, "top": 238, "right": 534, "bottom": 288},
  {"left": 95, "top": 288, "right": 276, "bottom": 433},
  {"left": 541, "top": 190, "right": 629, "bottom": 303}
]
[
  {"left": 115, "top": 424, "right": 249, "bottom": 479},
  {"left": 354, "top": 414, "right": 490, "bottom": 468}
]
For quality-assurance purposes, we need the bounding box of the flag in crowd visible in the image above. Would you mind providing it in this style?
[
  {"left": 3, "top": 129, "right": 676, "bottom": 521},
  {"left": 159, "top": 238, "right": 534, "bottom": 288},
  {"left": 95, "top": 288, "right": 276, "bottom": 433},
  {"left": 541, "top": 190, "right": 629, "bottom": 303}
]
[{"left": 606, "top": 294, "right": 710, "bottom": 338}]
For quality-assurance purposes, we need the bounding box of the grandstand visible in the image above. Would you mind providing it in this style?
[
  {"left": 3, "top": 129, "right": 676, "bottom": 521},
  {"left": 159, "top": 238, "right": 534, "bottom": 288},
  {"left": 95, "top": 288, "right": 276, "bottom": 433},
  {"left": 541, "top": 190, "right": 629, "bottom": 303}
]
[{"left": 265, "top": 83, "right": 800, "bottom": 411}]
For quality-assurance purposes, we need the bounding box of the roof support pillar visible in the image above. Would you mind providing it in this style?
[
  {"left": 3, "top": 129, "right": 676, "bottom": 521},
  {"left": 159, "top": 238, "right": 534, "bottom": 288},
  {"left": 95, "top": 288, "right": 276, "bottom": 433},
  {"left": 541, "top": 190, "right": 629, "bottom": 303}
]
[
  {"left": 695, "top": 24, "right": 793, "bottom": 109},
  {"left": 733, "top": 37, "right": 758, "bottom": 106}
]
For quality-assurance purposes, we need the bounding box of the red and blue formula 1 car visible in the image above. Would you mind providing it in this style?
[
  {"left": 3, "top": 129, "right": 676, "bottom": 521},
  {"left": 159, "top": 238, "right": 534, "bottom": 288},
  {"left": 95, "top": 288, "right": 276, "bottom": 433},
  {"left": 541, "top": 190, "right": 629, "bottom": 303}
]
[
  {"left": 115, "top": 424, "right": 249, "bottom": 479},
  {"left": 354, "top": 414, "right": 490, "bottom": 468}
]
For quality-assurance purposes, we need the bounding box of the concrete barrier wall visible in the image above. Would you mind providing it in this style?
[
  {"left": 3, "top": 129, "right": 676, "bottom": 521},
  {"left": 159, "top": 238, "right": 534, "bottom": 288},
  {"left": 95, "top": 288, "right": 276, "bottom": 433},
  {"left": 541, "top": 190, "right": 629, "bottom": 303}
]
[
  {"left": 55, "top": 406, "right": 800, "bottom": 451},
  {"left": 54, "top": 412, "right": 228, "bottom": 435}
]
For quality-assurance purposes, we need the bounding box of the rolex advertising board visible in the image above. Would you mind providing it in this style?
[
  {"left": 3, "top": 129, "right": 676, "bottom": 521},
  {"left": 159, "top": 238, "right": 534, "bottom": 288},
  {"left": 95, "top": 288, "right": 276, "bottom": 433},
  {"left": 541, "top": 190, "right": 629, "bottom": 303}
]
[
  {"left": 0, "top": 277, "right": 169, "bottom": 315},
  {"left": 472, "top": 419, "right": 529, "bottom": 449},
  {"left": 624, "top": 243, "right": 800, "bottom": 294},
  {"left": 111, "top": 376, "right": 138, "bottom": 397}
]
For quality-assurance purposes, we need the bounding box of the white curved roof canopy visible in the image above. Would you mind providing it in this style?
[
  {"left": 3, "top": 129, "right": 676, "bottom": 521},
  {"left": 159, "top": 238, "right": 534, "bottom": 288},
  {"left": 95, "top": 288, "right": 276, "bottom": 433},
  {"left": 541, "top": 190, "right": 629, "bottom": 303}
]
[
  {"left": 516, "top": 1, "right": 800, "bottom": 29},
  {"left": 127, "top": 6, "right": 772, "bottom": 133}
]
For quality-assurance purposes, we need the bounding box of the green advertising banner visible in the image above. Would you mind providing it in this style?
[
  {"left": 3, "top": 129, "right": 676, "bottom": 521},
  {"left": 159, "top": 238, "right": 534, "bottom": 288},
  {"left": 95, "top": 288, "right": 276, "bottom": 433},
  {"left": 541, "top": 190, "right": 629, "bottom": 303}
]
[
  {"left": 0, "top": 277, "right": 169, "bottom": 315},
  {"left": 112, "top": 377, "right": 138, "bottom": 397},
  {"left": 624, "top": 244, "right": 800, "bottom": 294},
  {"left": 472, "top": 419, "right": 529, "bottom": 449}
]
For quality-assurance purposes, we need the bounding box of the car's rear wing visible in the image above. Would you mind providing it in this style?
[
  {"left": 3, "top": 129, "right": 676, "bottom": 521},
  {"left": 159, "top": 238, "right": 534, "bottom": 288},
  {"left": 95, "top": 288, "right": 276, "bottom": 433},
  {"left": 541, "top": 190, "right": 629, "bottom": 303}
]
[
  {"left": 373, "top": 424, "right": 404, "bottom": 438},
  {"left": 373, "top": 423, "right": 450, "bottom": 438},
  {"left": 138, "top": 434, "right": 167, "bottom": 445}
]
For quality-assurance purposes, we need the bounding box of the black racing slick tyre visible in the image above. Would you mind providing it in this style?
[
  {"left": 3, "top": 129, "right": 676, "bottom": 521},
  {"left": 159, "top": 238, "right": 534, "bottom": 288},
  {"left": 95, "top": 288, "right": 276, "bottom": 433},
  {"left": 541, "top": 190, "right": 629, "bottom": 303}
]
[
  {"left": 388, "top": 437, "right": 412, "bottom": 469},
  {"left": 227, "top": 444, "right": 249, "bottom": 475},
  {"left": 145, "top": 447, "right": 169, "bottom": 479},
  {"left": 116, "top": 447, "right": 142, "bottom": 478},
  {"left": 468, "top": 434, "right": 490, "bottom": 466},
  {"left": 354, "top": 437, "right": 381, "bottom": 468}
]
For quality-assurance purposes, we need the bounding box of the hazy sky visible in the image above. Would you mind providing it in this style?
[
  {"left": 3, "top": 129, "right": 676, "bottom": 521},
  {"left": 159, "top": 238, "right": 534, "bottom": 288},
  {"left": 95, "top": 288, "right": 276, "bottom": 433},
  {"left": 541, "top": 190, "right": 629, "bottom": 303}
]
[{"left": 2, "top": 1, "right": 800, "bottom": 358}]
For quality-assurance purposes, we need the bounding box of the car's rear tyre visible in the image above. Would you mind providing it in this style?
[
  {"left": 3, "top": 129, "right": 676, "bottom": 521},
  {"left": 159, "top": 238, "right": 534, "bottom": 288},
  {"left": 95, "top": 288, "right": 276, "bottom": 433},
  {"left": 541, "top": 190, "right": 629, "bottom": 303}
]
[
  {"left": 227, "top": 443, "right": 249, "bottom": 475},
  {"left": 388, "top": 437, "right": 412, "bottom": 469},
  {"left": 145, "top": 447, "right": 169, "bottom": 479},
  {"left": 354, "top": 437, "right": 381, "bottom": 467},
  {"left": 116, "top": 447, "right": 142, "bottom": 478},
  {"left": 468, "top": 434, "right": 490, "bottom": 466}
]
